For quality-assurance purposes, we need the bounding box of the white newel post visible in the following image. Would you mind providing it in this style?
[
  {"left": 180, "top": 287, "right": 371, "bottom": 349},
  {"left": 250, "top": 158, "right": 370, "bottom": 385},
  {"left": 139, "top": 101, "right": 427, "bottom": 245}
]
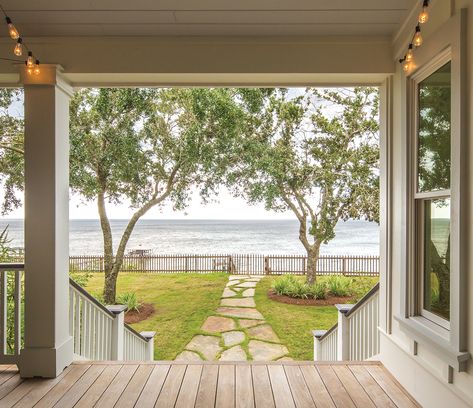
[
  {"left": 312, "top": 330, "right": 326, "bottom": 361},
  {"left": 107, "top": 305, "right": 127, "bottom": 360},
  {"left": 141, "top": 331, "right": 157, "bottom": 361},
  {"left": 19, "top": 65, "right": 74, "bottom": 378},
  {"left": 336, "top": 304, "right": 354, "bottom": 361}
]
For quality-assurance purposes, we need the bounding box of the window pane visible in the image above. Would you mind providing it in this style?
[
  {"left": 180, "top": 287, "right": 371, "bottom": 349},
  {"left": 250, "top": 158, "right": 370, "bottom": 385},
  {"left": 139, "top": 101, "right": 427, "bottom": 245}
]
[
  {"left": 423, "top": 198, "right": 450, "bottom": 321},
  {"left": 417, "top": 62, "right": 451, "bottom": 192}
]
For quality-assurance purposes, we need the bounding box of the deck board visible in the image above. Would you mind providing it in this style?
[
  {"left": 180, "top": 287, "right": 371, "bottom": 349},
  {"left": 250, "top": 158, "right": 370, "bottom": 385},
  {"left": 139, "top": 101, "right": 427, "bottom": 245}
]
[{"left": 0, "top": 361, "right": 420, "bottom": 408}]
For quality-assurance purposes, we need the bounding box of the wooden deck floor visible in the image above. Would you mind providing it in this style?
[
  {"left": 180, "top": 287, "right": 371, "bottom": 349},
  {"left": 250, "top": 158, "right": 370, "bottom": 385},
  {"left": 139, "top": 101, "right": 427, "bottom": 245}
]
[{"left": 0, "top": 361, "right": 420, "bottom": 407}]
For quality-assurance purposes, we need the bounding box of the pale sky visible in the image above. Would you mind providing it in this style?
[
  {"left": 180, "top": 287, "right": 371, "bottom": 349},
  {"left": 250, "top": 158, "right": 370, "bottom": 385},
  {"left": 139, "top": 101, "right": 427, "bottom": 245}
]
[{"left": 4, "top": 187, "right": 293, "bottom": 220}]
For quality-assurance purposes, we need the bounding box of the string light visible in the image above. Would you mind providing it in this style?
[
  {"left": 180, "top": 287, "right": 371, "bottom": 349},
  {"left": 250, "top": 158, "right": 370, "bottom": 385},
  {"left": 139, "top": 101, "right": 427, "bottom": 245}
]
[
  {"left": 13, "top": 38, "right": 22, "bottom": 56},
  {"left": 418, "top": 0, "right": 429, "bottom": 24},
  {"left": 5, "top": 16, "right": 18, "bottom": 39},
  {"left": 33, "top": 59, "right": 40, "bottom": 75},
  {"left": 0, "top": 3, "right": 41, "bottom": 75},
  {"left": 399, "top": 0, "right": 430, "bottom": 73},
  {"left": 26, "top": 51, "right": 34, "bottom": 68},
  {"left": 413, "top": 25, "right": 423, "bottom": 47}
]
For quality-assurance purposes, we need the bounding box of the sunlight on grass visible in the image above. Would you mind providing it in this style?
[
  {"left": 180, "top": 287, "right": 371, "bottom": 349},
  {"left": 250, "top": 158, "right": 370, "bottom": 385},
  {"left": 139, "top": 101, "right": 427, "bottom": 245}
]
[{"left": 85, "top": 272, "right": 228, "bottom": 360}]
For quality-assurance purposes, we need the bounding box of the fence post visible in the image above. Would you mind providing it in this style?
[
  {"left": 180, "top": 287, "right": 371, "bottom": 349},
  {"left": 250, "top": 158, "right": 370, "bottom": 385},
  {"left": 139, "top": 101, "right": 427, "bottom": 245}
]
[
  {"left": 312, "top": 330, "right": 326, "bottom": 361},
  {"left": 264, "top": 256, "right": 269, "bottom": 275},
  {"left": 106, "top": 305, "right": 127, "bottom": 360},
  {"left": 140, "top": 331, "right": 156, "bottom": 361},
  {"left": 335, "top": 304, "right": 353, "bottom": 361}
]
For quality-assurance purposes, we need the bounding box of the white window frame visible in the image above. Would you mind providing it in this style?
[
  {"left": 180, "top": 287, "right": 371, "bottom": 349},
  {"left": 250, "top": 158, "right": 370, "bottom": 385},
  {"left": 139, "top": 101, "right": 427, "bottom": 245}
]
[
  {"left": 395, "top": 10, "right": 469, "bottom": 372},
  {"left": 412, "top": 55, "right": 452, "bottom": 332}
]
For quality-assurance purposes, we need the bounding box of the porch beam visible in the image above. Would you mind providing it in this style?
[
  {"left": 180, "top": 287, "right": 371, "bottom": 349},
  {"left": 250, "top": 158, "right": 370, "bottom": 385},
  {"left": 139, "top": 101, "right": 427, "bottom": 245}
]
[{"left": 18, "top": 65, "right": 74, "bottom": 378}]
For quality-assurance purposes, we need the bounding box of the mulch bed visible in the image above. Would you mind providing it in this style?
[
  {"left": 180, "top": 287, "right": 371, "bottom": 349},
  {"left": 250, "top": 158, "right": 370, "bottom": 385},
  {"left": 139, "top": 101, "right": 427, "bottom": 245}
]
[
  {"left": 124, "top": 303, "right": 155, "bottom": 324},
  {"left": 267, "top": 290, "right": 355, "bottom": 306}
]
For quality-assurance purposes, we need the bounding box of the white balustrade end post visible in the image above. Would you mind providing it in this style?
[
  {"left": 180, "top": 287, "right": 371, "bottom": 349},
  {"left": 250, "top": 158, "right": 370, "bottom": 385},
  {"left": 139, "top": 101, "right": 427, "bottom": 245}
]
[
  {"left": 141, "top": 331, "right": 157, "bottom": 361},
  {"left": 335, "top": 304, "right": 354, "bottom": 361},
  {"left": 312, "top": 330, "right": 326, "bottom": 361},
  {"left": 107, "top": 305, "right": 127, "bottom": 360}
]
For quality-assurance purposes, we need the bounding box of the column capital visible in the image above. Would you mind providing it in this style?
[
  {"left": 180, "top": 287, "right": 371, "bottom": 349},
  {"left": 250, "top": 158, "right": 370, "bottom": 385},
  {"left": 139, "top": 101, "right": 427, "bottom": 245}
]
[{"left": 19, "top": 64, "right": 73, "bottom": 97}]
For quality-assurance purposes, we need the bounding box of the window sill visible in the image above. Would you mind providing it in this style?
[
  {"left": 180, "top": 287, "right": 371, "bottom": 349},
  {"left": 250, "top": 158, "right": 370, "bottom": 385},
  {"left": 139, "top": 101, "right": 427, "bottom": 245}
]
[{"left": 394, "top": 315, "right": 470, "bottom": 372}]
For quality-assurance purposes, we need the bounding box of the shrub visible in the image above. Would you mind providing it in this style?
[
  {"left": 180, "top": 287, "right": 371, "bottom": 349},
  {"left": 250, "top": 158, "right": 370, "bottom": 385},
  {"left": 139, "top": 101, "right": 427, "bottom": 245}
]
[
  {"left": 272, "top": 275, "right": 328, "bottom": 300},
  {"left": 325, "top": 275, "right": 352, "bottom": 297},
  {"left": 70, "top": 271, "right": 92, "bottom": 287},
  {"left": 117, "top": 292, "right": 142, "bottom": 312}
]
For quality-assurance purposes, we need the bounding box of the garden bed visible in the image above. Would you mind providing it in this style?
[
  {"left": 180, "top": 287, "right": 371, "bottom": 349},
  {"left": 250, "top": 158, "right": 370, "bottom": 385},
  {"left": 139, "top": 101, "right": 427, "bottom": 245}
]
[
  {"left": 267, "top": 289, "right": 354, "bottom": 306},
  {"left": 124, "top": 303, "right": 155, "bottom": 324}
]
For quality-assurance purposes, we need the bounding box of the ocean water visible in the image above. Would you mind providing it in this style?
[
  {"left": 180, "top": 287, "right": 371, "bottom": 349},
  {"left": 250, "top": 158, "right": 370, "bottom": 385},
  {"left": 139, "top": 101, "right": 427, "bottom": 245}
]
[{"left": 0, "top": 219, "right": 379, "bottom": 256}]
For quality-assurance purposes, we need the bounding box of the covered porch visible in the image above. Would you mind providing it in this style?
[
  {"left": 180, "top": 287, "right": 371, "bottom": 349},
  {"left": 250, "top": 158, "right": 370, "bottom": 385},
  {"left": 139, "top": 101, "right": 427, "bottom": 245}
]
[{"left": 0, "top": 0, "right": 472, "bottom": 407}]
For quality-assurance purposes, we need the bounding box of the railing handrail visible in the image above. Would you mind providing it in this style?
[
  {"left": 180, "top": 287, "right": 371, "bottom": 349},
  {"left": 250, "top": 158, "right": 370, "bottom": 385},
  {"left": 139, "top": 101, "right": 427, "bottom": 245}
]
[
  {"left": 69, "top": 278, "right": 150, "bottom": 343},
  {"left": 0, "top": 263, "right": 25, "bottom": 271},
  {"left": 69, "top": 278, "right": 115, "bottom": 318},
  {"left": 317, "top": 282, "right": 379, "bottom": 342},
  {"left": 124, "top": 322, "right": 150, "bottom": 343},
  {"left": 317, "top": 323, "right": 338, "bottom": 342},
  {"left": 345, "top": 282, "right": 380, "bottom": 318}
]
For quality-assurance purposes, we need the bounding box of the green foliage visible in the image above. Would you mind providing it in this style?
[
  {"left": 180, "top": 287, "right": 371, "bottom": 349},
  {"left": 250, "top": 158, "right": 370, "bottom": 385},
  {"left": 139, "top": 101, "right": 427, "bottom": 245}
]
[
  {"left": 229, "top": 87, "right": 380, "bottom": 283},
  {"left": 272, "top": 275, "right": 328, "bottom": 300},
  {"left": 69, "top": 271, "right": 92, "bottom": 287},
  {"left": 324, "top": 275, "right": 352, "bottom": 297},
  {"left": 117, "top": 291, "right": 142, "bottom": 312},
  {"left": 0, "top": 89, "right": 24, "bottom": 214}
]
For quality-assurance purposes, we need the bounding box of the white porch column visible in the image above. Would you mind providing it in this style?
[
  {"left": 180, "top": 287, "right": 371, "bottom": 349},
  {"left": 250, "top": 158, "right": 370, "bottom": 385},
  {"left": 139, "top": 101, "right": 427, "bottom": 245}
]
[{"left": 18, "top": 65, "right": 74, "bottom": 378}]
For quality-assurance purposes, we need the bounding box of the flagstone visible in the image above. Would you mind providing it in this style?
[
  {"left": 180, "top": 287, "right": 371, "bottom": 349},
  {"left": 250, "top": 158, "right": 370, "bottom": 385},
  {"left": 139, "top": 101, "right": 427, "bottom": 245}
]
[
  {"left": 201, "top": 316, "right": 236, "bottom": 333},
  {"left": 175, "top": 350, "right": 203, "bottom": 361},
  {"left": 236, "top": 281, "right": 257, "bottom": 288},
  {"left": 229, "top": 275, "right": 242, "bottom": 280},
  {"left": 220, "top": 297, "right": 256, "bottom": 308},
  {"left": 217, "top": 307, "right": 264, "bottom": 320},
  {"left": 277, "top": 356, "right": 294, "bottom": 361},
  {"left": 242, "top": 289, "right": 255, "bottom": 297},
  {"left": 239, "top": 319, "right": 264, "bottom": 329},
  {"left": 248, "top": 340, "right": 289, "bottom": 361},
  {"left": 222, "top": 331, "right": 245, "bottom": 347},
  {"left": 222, "top": 287, "right": 237, "bottom": 298},
  {"left": 248, "top": 324, "right": 280, "bottom": 343},
  {"left": 219, "top": 346, "right": 247, "bottom": 361},
  {"left": 226, "top": 280, "right": 241, "bottom": 287},
  {"left": 186, "top": 335, "right": 222, "bottom": 361}
]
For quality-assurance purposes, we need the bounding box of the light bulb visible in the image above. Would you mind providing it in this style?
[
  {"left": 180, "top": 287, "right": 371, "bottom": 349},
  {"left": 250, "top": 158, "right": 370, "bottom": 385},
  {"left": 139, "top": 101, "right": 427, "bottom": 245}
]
[
  {"left": 402, "top": 59, "right": 412, "bottom": 73},
  {"left": 419, "top": 1, "right": 429, "bottom": 24},
  {"left": 33, "top": 60, "right": 40, "bottom": 75},
  {"left": 26, "top": 51, "right": 34, "bottom": 68},
  {"left": 405, "top": 44, "right": 414, "bottom": 62},
  {"left": 419, "top": 9, "right": 429, "bottom": 24},
  {"left": 5, "top": 17, "right": 19, "bottom": 40},
  {"left": 14, "top": 38, "right": 22, "bottom": 56},
  {"left": 413, "top": 26, "right": 423, "bottom": 47}
]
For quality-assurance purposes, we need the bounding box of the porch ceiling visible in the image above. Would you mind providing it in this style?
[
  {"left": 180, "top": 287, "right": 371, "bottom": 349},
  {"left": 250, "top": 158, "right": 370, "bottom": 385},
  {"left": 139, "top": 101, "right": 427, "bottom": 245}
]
[{"left": 2, "top": 0, "right": 417, "bottom": 37}]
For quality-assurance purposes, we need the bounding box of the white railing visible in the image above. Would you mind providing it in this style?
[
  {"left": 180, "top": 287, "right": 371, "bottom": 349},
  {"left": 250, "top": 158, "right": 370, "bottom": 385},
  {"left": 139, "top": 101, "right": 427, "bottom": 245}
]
[
  {"left": 124, "top": 327, "right": 153, "bottom": 360},
  {"left": 69, "top": 279, "right": 155, "bottom": 361},
  {"left": 313, "top": 326, "right": 338, "bottom": 361},
  {"left": 0, "top": 263, "right": 23, "bottom": 365},
  {"left": 314, "top": 283, "right": 379, "bottom": 361},
  {"left": 348, "top": 288, "right": 379, "bottom": 360}
]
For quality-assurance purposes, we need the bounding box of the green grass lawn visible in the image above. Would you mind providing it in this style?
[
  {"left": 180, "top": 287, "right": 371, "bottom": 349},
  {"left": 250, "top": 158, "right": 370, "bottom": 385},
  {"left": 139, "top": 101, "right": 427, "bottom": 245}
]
[
  {"left": 254, "top": 276, "right": 379, "bottom": 360},
  {"left": 85, "top": 272, "right": 228, "bottom": 360}
]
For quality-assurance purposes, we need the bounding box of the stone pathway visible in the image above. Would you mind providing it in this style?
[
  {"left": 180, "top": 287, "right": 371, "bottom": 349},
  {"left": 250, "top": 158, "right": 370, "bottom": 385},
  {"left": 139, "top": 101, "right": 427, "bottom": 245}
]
[{"left": 175, "top": 275, "right": 292, "bottom": 361}]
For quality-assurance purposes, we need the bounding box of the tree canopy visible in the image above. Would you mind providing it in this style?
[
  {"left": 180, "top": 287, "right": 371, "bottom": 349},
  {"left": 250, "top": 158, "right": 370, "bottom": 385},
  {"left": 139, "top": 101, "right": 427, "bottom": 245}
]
[{"left": 228, "top": 87, "right": 380, "bottom": 283}]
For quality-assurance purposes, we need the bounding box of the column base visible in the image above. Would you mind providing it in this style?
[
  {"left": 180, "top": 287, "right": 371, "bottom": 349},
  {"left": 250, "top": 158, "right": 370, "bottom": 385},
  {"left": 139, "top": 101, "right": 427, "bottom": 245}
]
[{"left": 18, "top": 336, "right": 73, "bottom": 378}]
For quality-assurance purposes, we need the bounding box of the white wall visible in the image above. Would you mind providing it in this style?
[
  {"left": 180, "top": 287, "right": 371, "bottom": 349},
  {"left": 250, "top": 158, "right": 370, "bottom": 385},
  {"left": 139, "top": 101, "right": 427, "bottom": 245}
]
[{"left": 380, "top": 1, "right": 473, "bottom": 406}]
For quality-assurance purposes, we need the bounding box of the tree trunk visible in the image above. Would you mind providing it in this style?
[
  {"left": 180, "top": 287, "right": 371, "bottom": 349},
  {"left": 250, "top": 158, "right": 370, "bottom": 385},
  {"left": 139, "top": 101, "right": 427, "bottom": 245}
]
[
  {"left": 98, "top": 190, "right": 117, "bottom": 304},
  {"left": 306, "top": 245, "right": 320, "bottom": 285}
]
